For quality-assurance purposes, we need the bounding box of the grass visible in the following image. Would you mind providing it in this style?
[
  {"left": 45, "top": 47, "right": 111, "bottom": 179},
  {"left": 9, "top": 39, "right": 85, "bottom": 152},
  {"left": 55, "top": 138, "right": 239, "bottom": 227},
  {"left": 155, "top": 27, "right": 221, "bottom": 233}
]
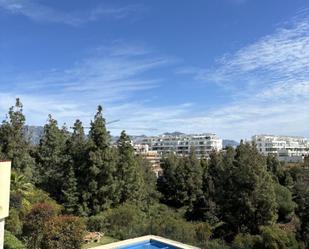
[{"left": 82, "top": 236, "right": 119, "bottom": 249}]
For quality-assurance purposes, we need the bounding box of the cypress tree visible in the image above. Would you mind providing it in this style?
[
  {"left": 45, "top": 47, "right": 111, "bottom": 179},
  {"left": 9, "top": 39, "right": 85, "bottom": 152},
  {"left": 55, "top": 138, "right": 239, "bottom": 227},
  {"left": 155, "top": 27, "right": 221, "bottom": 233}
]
[
  {"left": 116, "top": 130, "right": 144, "bottom": 204},
  {"left": 35, "top": 115, "right": 69, "bottom": 201},
  {"left": 85, "top": 105, "right": 117, "bottom": 214},
  {"left": 66, "top": 119, "right": 88, "bottom": 215}
]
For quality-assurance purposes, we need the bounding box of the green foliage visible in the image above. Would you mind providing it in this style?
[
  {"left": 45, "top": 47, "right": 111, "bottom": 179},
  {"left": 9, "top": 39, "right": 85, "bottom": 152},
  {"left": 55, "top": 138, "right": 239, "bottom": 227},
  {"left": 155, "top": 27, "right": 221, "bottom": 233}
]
[
  {"left": 5, "top": 209, "right": 23, "bottom": 236},
  {"left": 35, "top": 115, "right": 69, "bottom": 201},
  {"left": 41, "top": 215, "right": 86, "bottom": 249},
  {"left": 215, "top": 143, "right": 278, "bottom": 237},
  {"left": 232, "top": 233, "right": 262, "bottom": 249},
  {"left": 137, "top": 155, "right": 160, "bottom": 207},
  {"left": 4, "top": 230, "right": 26, "bottom": 249},
  {"left": 259, "top": 225, "right": 304, "bottom": 249},
  {"left": 65, "top": 119, "right": 87, "bottom": 215},
  {"left": 82, "top": 106, "right": 118, "bottom": 214},
  {"left": 23, "top": 202, "right": 58, "bottom": 249},
  {"left": 10, "top": 171, "right": 33, "bottom": 196},
  {"left": 274, "top": 184, "right": 296, "bottom": 222},
  {"left": 116, "top": 131, "right": 144, "bottom": 204},
  {"left": 158, "top": 150, "right": 203, "bottom": 208},
  {"left": 0, "top": 98, "right": 35, "bottom": 178},
  {"left": 293, "top": 168, "right": 309, "bottom": 246},
  {"left": 202, "top": 239, "right": 230, "bottom": 249},
  {"left": 266, "top": 155, "right": 284, "bottom": 182}
]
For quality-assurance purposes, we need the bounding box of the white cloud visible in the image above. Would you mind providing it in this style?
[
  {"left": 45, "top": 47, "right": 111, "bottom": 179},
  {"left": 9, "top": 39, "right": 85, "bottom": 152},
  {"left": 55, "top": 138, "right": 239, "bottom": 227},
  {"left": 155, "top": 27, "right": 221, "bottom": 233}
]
[
  {"left": 175, "top": 12, "right": 309, "bottom": 139},
  {"left": 1, "top": 9, "right": 309, "bottom": 140},
  {"left": 0, "top": 0, "right": 140, "bottom": 26}
]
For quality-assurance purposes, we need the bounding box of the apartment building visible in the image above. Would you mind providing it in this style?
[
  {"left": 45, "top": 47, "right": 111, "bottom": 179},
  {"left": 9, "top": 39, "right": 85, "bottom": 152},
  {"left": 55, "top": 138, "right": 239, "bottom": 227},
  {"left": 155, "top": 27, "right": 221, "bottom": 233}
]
[
  {"left": 140, "top": 133, "right": 223, "bottom": 159},
  {"left": 252, "top": 135, "right": 309, "bottom": 163},
  {"left": 134, "top": 144, "right": 162, "bottom": 177}
]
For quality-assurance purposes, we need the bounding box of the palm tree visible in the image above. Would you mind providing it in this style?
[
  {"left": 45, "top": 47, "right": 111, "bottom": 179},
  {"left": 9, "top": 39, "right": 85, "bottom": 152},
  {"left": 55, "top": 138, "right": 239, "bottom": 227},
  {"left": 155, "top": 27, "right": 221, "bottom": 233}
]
[{"left": 10, "top": 171, "right": 33, "bottom": 196}]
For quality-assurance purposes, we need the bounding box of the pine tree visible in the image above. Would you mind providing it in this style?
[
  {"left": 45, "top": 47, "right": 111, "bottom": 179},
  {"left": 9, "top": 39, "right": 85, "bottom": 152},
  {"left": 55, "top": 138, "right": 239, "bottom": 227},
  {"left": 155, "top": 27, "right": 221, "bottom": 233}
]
[
  {"left": 219, "top": 142, "right": 278, "bottom": 236},
  {"left": 84, "top": 106, "right": 117, "bottom": 214},
  {"left": 157, "top": 153, "right": 181, "bottom": 207},
  {"left": 116, "top": 130, "right": 144, "bottom": 204},
  {"left": 61, "top": 163, "right": 79, "bottom": 214},
  {"left": 0, "top": 98, "right": 35, "bottom": 178},
  {"left": 35, "top": 115, "right": 69, "bottom": 201}
]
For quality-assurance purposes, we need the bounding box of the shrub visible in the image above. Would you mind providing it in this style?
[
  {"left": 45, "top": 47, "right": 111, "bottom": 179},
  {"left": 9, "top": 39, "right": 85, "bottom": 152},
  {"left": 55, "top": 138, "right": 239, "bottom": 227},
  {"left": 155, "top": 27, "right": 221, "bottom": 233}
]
[
  {"left": 99, "top": 203, "right": 147, "bottom": 240},
  {"left": 274, "top": 184, "right": 296, "bottom": 222},
  {"left": 5, "top": 209, "right": 22, "bottom": 236},
  {"left": 23, "top": 202, "right": 58, "bottom": 249},
  {"left": 4, "top": 230, "right": 26, "bottom": 249},
  {"left": 232, "top": 233, "right": 262, "bottom": 249},
  {"left": 41, "top": 215, "right": 86, "bottom": 249},
  {"left": 260, "top": 225, "right": 304, "bottom": 249}
]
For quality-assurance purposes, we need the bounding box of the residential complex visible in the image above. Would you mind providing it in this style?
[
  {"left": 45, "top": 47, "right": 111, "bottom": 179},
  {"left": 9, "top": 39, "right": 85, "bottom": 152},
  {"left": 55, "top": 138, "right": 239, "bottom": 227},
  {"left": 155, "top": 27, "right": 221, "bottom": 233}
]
[
  {"left": 134, "top": 144, "right": 162, "bottom": 176},
  {"left": 252, "top": 135, "right": 309, "bottom": 163},
  {"left": 138, "top": 133, "right": 223, "bottom": 159}
]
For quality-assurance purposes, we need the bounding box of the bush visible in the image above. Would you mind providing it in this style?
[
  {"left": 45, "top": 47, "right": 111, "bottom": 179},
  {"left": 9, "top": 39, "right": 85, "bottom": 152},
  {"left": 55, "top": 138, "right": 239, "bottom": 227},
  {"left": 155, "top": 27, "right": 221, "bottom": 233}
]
[
  {"left": 41, "top": 215, "right": 86, "bottom": 249},
  {"left": 23, "top": 202, "right": 58, "bottom": 249},
  {"left": 202, "top": 239, "right": 229, "bottom": 249},
  {"left": 274, "top": 184, "right": 296, "bottom": 222},
  {"left": 260, "top": 225, "right": 304, "bottom": 249},
  {"left": 4, "top": 230, "right": 26, "bottom": 249},
  {"left": 232, "top": 233, "right": 262, "bottom": 249},
  {"left": 92, "top": 203, "right": 147, "bottom": 240},
  {"left": 5, "top": 209, "right": 22, "bottom": 236}
]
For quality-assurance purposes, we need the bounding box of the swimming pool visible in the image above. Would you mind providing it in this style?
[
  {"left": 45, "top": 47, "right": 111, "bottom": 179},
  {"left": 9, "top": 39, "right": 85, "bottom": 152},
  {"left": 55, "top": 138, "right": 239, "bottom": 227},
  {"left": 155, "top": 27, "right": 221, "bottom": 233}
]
[
  {"left": 119, "top": 240, "right": 179, "bottom": 249},
  {"left": 91, "top": 235, "right": 199, "bottom": 249}
]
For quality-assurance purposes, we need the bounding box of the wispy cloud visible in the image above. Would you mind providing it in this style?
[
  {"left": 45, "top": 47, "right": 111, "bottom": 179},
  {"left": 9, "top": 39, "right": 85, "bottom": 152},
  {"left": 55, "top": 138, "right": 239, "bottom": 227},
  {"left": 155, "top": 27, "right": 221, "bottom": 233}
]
[
  {"left": 176, "top": 11, "right": 309, "bottom": 139},
  {"left": 0, "top": 43, "right": 172, "bottom": 126},
  {"left": 0, "top": 0, "right": 141, "bottom": 26}
]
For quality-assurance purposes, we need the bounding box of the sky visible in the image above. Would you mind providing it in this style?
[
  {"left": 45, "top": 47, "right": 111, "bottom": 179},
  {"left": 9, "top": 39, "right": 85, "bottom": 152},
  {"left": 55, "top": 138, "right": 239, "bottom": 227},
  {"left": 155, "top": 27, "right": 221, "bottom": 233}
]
[{"left": 0, "top": 0, "right": 309, "bottom": 140}]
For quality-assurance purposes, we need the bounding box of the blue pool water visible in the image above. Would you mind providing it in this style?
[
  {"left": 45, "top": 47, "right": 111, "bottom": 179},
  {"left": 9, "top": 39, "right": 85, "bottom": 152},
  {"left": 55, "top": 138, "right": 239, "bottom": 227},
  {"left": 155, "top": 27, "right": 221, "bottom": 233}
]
[{"left": 118, "top": 240, "right": 179, "bottom": 249}]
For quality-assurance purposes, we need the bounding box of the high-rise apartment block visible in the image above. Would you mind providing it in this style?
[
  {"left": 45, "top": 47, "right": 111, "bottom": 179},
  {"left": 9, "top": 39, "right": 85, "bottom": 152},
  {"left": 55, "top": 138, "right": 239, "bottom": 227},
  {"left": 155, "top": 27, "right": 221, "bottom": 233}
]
[{"left": 252, "top": 135, "right": 309, "bottom": 163}]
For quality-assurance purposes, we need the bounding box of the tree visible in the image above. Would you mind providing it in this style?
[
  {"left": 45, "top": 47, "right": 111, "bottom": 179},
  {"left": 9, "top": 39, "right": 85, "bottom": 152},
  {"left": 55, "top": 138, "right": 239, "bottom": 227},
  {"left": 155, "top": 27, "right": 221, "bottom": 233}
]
[
  {"left": 274, "top": 184, "right": 296, "bottom": 222},
  {"left": 10, "top": 171, "right": 33, "bottom": 196},
  {"left": 41, "top": 216, "right": 85, "bottom": 249},
  {"left": 83, "top": 106, "right": 118, "bottom": 214},
  {"left": 23, "top": 203, "right": 58, "bottom": 249},
  {"left": 157, "top": 153, "right": 180, "bottom": 206},
  {"left": 35, "top": 115, "right": 69, "bottom": 202},
  {"left": 214, "top": 143, "right": 278, "bottom": 239},
  {"left": 0, "top": 98, "right": 35, "bottom": 178},
  {"left": 61, "top": 163, "right": 79, "bottom": 214},
  {"left": 65, "top": 119, "right": 88, "bottom": 215},
  {"left": 158, "top": 150, "right": 203, "bottom": 208},
  {"left": 116, "top": 130, "right": 144, "bottom": 204},
  {"left": 266, "top": 155, "right": 284, "bottom": 183},
  {"left": 293, "top": 168, "right": 309, "bottom": 246}
]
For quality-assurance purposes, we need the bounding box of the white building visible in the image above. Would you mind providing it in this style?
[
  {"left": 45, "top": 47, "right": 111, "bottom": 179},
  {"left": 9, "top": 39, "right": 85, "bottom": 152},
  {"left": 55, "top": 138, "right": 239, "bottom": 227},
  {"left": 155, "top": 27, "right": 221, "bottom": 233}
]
[
  {"left": 140, "top": 133, "right": 222, "bottom": 158},
  {"left": 252, "top": 135, "right": 309, "bottom": 163},
  {"left": 134, "top": 144, "right": 162, "bottom": 176}
]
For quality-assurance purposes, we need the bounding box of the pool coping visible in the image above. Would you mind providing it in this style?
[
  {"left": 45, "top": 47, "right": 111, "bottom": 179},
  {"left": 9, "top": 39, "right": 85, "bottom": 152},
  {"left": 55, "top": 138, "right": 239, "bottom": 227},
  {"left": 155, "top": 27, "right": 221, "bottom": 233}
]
[{"left": 89, "top": 235, "right": 200, "bottom": 249}]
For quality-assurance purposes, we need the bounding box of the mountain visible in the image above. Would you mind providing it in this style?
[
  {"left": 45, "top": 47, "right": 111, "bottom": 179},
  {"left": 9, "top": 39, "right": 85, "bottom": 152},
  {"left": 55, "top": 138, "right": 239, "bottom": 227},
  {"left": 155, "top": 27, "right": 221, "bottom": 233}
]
[
  {"left": 223, "top": 139, "right": 239, "bottom": 148},
  {"left": 23, "top": 125, "right": 44, "bottom": 145},
  {"left": 163, "top": 132, "right": 185, "bottom": 136}
]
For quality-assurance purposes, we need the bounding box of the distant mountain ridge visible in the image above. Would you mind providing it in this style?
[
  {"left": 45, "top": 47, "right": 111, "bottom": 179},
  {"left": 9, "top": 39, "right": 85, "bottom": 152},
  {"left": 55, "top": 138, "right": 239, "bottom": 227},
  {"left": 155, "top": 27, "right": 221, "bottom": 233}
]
[{"left": 23, "top": 126, "right": 239, "bottom": 148}]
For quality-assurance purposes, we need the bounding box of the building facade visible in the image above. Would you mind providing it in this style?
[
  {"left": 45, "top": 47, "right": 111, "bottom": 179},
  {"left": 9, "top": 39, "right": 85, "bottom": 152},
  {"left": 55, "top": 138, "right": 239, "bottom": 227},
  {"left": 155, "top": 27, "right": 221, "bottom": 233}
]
[
  {"left": 252, "top": 135, "right": 309, "bottom": 163},
  {"left": 139, "top": 133, "right": 222, "bottom": 159},
  {"left": 134, "top": 144, "right": 162, "bottom": 176}
]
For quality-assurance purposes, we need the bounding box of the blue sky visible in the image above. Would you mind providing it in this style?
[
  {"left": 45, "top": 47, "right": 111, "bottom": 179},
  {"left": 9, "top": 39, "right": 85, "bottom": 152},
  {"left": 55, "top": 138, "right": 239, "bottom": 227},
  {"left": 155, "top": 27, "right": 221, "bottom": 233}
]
[{"left": 0, "top": 0, "right": 309, "bottom": 140}]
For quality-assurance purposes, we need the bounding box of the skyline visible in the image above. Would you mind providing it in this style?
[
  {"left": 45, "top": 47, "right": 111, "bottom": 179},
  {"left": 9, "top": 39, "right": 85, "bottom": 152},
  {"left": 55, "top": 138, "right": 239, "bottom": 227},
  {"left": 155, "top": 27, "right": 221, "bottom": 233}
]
[{"left": 1, "top": 0, "right": 309, "bottom": 140}]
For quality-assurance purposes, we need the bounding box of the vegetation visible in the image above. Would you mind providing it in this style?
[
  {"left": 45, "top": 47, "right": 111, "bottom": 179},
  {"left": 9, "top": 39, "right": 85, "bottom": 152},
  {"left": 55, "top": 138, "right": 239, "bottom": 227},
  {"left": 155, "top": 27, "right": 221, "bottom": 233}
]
[{"left": 1, "top": 99, "right": 309, "bottom": 249}]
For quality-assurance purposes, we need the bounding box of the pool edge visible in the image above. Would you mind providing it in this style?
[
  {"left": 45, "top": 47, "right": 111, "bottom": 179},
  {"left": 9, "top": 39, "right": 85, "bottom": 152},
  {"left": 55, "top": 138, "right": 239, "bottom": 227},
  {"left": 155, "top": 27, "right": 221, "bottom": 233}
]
[{"left": 89, "top": 235, "right": 200, "bottom": 249}]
